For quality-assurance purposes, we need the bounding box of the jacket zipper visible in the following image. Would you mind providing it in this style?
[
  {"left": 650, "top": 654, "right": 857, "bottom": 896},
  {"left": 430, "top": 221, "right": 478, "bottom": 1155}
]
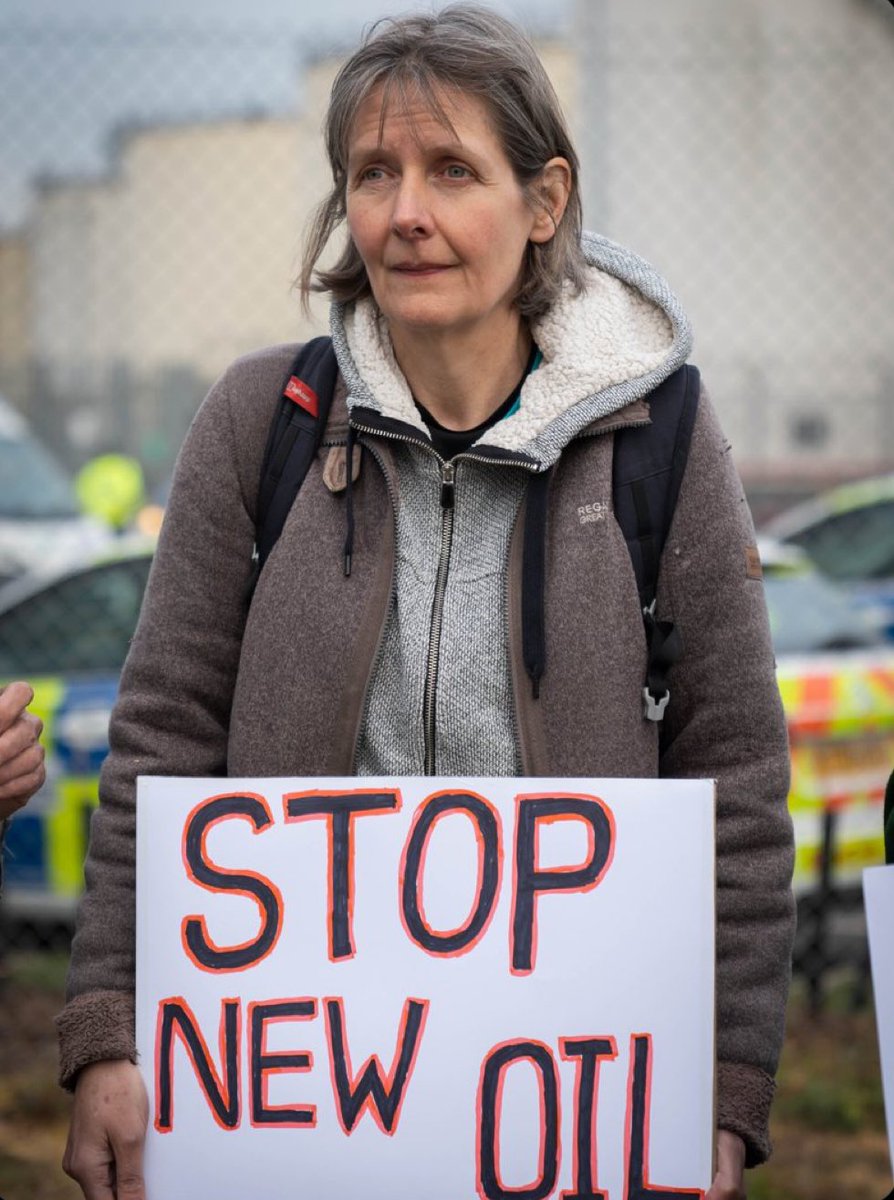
[
  {"left": 423, "top": 460, "right": 456, "bottom": 775},
  {"left": 349, "top": 419, "right": 458, "bottom": 775},
  {"left": 335, "top": 424, "right": 443, "bottom": 774},
  {"left": 340, "top": 407, "right": 648, "bottom": 775},
  {"left": 349, "top": 416, "right": 537, "bottom": 776}
]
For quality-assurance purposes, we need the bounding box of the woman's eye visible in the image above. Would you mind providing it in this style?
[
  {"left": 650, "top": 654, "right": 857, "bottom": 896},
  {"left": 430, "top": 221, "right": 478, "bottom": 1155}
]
[
  {"left": 443, "top": 164, "right": 471, "bottom": 180},
  {"left": 360, "top": 166, "right": 387, "bottom": 183}
]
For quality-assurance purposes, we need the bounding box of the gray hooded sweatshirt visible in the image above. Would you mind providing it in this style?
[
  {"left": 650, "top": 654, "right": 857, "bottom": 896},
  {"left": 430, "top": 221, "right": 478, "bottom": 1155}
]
[{"left": 335, "top": 230, "right": 693, "bottom": 777}]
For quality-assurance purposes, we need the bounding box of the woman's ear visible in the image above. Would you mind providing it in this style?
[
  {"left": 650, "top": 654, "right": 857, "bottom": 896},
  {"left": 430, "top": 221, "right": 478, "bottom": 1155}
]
[{"left": 529, "top": 157, "right": 573, "bottom": 244}]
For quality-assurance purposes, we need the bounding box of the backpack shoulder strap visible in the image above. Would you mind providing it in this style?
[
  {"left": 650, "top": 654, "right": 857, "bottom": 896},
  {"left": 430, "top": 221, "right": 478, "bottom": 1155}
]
[
  {"left": 254, "top": 336, "right": 339, "bottom": 576},
  {"left": 612, "top": 364, "right": 701, "bottom": 719},
  {"left": 613, "top": 364, "right": 700, "bottom": 606}
]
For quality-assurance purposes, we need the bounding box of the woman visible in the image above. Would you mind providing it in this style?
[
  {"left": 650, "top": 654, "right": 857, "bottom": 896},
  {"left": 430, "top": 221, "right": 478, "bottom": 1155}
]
[{"left": 58, "top": 6, "right": 794, "bottom": 1198}]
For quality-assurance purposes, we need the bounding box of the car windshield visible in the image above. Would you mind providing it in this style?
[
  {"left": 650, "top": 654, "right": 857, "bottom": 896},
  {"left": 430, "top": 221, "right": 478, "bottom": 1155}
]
[
  {"left": 784, "top": 498, "right": 894, "bottom": 581},
  {"left": 764, "top": 571, "right": 886, "bottom": 655},
  {"left": 0, "top": 555, "right": 152, "bottom": 675},
  {"left": 0, "top": 436, "right": 79, "bottom": 518}
]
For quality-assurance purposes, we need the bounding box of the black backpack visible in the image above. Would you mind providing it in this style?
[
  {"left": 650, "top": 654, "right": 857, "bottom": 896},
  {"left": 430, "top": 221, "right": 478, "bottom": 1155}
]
[{"left": 254, "top": 336, "right": 699, "bottom": 721}]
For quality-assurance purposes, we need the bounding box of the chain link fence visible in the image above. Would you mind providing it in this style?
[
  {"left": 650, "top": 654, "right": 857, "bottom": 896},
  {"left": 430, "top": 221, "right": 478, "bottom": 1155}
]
[
  {"left": 0, "top": 16, "right": 341, "bottom": 486},
  {"left": 574, "top": 0, "right": 894, "bottom": 513},
  {"left": 1, "top": 1, "right": 892, "bottom": 1000}
]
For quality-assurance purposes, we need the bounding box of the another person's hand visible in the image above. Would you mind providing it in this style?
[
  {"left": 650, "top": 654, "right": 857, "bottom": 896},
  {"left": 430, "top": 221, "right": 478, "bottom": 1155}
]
[
  {"left": 63, "top": 1059, "right": 149, "bottom": 1200},
  {"left": 0, "top": 681, "right": 46, "bottom": 819},
  {"left": 706, "top": 1129, "right": 747, "bottom": 1199}
]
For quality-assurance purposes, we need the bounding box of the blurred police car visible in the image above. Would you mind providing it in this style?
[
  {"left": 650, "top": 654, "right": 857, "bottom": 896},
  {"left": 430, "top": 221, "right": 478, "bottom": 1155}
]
[
  {"left": 1, "top": 537, "right": 891, "bottom": 923},
  {"left": 764, "top": 473, "right": 894, "bottom": 640},
  {"left": 761, "top": 538, "right": 894, "bottom": 891},
  {"left": 0, "top": 395, "right": 112, "bottom": 588},
  {"left": 0, "top": 538, "right": 153, "bottom": 919}
]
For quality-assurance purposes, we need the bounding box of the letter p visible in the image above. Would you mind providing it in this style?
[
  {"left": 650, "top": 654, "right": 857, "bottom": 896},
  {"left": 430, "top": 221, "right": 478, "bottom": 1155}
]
[{"left": 511, "top": 795, "right": 615, "bottom": 974}]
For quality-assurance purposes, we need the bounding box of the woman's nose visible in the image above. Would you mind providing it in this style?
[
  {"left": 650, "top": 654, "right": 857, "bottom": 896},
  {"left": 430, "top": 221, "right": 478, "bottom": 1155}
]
[{"left": 390, "top": 175, "right": 433, "bottom": 238}]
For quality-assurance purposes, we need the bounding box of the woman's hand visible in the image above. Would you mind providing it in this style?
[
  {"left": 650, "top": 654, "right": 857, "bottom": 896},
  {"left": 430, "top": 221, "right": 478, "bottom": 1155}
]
[
  {"left": 63, "top": 1060, "right": 149, "bottom": 1200},
  {"left": 706, "top": 1129, "right": 747, "bottom": 1199},
  {"left": 0, "top": 681, "right": 46, "bottom": 819}
]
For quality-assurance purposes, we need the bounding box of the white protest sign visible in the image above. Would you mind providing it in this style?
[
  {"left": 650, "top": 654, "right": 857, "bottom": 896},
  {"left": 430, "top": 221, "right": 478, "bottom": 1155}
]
[
  {"left": 136, "top": 776, "right": 716, "bottom": 1199},
  {"left": 865, "top": 864, "right": 894, "bottom": 1174}
]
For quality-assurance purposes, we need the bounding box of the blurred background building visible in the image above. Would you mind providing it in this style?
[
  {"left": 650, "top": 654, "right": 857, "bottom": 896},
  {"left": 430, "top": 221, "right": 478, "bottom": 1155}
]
[
  {"left": 1, "top": 0, "right": 891, "bottom": 502},
  {"left": 574, "top": 0, "right": 894, "bottom": 504}
]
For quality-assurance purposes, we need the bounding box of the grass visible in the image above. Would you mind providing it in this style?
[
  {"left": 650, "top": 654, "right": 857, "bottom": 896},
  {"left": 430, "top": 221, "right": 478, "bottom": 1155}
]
[
  {"left": 0, "top": 950, "right": 79, "bottom": 1200},
  {"left": 752, "top": 980, "right": 891, "bottom": 1200}
]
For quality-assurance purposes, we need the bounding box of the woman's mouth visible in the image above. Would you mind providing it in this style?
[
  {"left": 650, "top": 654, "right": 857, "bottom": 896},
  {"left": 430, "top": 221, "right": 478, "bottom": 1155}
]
[{"left": 391, "top": 263, "right": 454, "bottom": 276}]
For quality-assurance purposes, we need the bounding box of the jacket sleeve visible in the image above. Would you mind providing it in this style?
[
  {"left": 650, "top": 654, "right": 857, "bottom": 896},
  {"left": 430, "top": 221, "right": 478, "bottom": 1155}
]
[
  {"left": 657, "top": 384, "right": 796, "bottom": 1167},
  {"left": 55, "top": 352, "right": 279, "bottom": 1089}
]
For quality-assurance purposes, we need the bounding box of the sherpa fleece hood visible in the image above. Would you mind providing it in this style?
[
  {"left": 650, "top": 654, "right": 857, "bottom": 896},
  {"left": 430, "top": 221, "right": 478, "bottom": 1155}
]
[{"left": 329, "top": 229, "right": 693, "bottom": 465}]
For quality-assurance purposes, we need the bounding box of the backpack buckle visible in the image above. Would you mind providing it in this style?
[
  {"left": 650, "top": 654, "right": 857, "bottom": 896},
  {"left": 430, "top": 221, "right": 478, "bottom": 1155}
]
[{"left": 642, "top": 686, "right": 670, "bottom": 722}]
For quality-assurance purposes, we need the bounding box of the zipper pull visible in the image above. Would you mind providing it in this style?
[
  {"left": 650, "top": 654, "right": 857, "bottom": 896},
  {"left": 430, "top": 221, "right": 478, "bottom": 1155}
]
[{"left": 440, "top": 461, "right": 455, "bottom": 509}]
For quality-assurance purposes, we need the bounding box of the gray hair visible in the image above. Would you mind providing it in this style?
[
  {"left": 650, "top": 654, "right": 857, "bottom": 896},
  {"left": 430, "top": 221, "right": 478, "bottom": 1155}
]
[{"left": 300, "top": 3, "right": 586, "bottom": 320}]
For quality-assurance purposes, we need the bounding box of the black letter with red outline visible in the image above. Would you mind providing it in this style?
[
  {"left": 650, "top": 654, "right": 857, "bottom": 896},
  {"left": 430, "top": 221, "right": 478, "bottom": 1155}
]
[
  {"left": 559, "top": 1036, "right": 618, "bottom": 1199},
  {"left": 624, "top": 1034, "right": 703, "bottom": 1199},
  {"left": 181, "top": 793, "right": 283, "bottom": 973},
  {"left": 284, "top": 789, "right": 401, "bottom": 960},
  {"left": 249, "top": 999, "right": 318, "bottom": 1128},
  {"left": 324, "top": 996, "right": 429, "bottom": 1135},
  {"left": 476, "top": 1038, "right": 561, "bottom": 1200},
  {"left": 400, "top": 789, "right": 502, "bottom": 956},
  {"left": 155, "top": 996, "right": 241, "bottom": 1132},
  {"left": 511, "top": 794, "right": 615, "bottom": 974}
]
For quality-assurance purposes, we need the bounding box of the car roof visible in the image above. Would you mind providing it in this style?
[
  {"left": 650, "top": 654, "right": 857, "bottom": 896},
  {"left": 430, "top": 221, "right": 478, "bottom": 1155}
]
[
  {"left": 0, "top": 534, "right": 155, "bottom": 612},
  {"left": 764, "top": 473, "right": 894, "bottom": 539}
]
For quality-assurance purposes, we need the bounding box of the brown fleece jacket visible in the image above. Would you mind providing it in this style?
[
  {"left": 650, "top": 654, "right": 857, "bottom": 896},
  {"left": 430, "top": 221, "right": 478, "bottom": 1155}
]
[{"left": 58, "top": 343, "right": 795, "bottom": 1166}]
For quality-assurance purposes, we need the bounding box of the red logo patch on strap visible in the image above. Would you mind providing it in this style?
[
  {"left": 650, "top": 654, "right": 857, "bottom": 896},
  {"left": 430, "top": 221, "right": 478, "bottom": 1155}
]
[{"left": 284, "top": 375, "right": 319, "bottom": 418}]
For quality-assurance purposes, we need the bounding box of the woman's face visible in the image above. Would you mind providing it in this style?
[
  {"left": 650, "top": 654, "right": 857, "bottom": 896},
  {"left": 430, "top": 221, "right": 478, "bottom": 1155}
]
[{"left": 345, "top": 84, "right": 550, "bottom": 344}]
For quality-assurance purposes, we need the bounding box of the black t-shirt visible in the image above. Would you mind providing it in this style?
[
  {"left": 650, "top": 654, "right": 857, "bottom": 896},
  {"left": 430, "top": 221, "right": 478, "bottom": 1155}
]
[{"left": 414, "top": 344, "right": 540, "bottom": 460}]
